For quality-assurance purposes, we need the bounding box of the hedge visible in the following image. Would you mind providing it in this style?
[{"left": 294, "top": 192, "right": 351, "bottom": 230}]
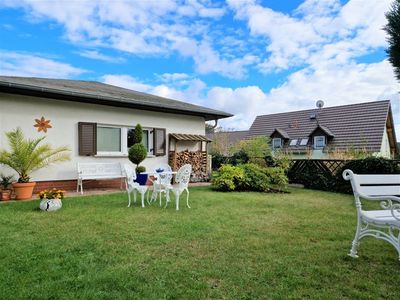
[{"left": 287, "top": 157, "right": 400, "bottom": 194}]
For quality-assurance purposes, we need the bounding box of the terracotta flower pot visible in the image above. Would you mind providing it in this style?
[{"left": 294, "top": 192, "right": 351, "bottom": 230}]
[
  {"left": 12, "top": 182, "right": 36, "bottom": 200},
  {"left": 1, "top": 190, "right": 11, "bottom": 201}
]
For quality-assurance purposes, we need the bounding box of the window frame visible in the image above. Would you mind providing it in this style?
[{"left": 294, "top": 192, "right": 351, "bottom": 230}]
[
  {"left": 272, "top": 137, "right": 282, "bottom": 149},
  {"left": 96, "top": 125, "right": 126, "bottom": 156},
  {"left": 96, "top": 124, "right": 156, "bottom": 157},
  {"left": 313, "top": 136, "right": 326, "bottom": 149}
]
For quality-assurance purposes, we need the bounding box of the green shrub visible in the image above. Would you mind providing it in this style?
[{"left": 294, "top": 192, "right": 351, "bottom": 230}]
[
  {"left": 211, "top": 165, "right": 244, "bottom": 191},
  {"left": 212, "top": 163, "right": 288, "bottom": 193},
  {"left": 234, "top": 136, "right": 271, "bottom": 166},
  {"left": 236, "top": 163, "right": 271, "bottom": 192},
  {"left": 265, "top": 167, "right": 288, "bottom": 191},
  {"left": 132, "top": 124, "right": 143, "bottom": 144},
  {"left": 128, "top": 123, "right": 147, "bottom": 170},
  {"left": 128, "top": 144, "right": 147, "bottom": 165},
  {"left": 231, "top": 150, "right": 249, "bottom": 165},
  {"left": 212, "top": 153, "right": 231, "bottom": 170},
  {"left": 135, "top": 166, "right": 146, "bottom": 173}
]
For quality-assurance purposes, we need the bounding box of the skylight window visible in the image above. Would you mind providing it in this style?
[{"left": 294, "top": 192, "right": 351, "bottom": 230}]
[
  {"left": 289, "top": 139, "right": 298, "bottom": 146},
  {"left": 300, "top": 138, "right": 308, "bottom": 146}
]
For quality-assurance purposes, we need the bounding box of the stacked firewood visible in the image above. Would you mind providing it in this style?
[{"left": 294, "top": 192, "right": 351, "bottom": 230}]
[{"left": 171, "top": 150, "right": 208, "bottom": 182}]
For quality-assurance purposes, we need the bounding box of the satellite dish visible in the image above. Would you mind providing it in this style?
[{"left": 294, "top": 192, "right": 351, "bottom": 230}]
[{"left": 316, "top": 100, "right": 324, "bottom": 109}]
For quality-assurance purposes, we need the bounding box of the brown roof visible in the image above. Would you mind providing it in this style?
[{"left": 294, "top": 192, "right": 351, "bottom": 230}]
[
  {"left": 170, "top": 133, "right": 211, "bottom": 142},
  {"left": 247, "top": 100, "right": 397, "bottom": 153}
]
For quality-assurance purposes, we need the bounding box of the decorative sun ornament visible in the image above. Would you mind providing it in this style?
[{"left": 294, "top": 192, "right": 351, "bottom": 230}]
[{"left": 34, "top": 116, "right": 52, "bottom": 133}]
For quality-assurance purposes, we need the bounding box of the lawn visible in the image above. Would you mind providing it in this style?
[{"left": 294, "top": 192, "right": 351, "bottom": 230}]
[{"left": 1, "top": 186, "right": 400, "bottom": 299}]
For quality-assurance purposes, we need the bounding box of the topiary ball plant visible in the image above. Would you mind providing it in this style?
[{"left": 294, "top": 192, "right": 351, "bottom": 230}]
[{"left": 128, "top": 124, "right": 147, "bottom": 173}]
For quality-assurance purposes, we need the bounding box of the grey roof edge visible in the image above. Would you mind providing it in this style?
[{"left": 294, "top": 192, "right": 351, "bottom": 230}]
[{"left": 0, "top": 77, "right": 233, "bottom": 121}]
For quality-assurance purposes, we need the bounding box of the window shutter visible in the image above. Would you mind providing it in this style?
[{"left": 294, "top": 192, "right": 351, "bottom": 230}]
[
  {"left": 78, "top": 122, "right": 97, "bottom": 156},
  {"left": 153, "top": 128, "right": 166, "bottom": 156}
]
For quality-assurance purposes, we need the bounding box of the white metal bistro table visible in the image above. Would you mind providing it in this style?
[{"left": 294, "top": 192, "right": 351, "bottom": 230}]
[{"left": 143, "top": 171, "right": 177, "bottom": 205}]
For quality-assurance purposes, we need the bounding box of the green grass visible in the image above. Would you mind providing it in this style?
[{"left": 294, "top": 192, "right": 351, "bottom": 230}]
[{"left": 1, "top": 187, "right": 400, "bottom": 299}]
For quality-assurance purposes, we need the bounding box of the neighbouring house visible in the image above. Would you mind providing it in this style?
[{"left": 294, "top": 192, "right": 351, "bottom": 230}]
[
  {"left": 0, "top": 76, "right": 232, "bottom": 191},
  {"left": 246, "top": 100, "right": 398, "bottom": 158}
]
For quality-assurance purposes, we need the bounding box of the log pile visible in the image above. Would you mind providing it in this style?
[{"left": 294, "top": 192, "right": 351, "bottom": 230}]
[{"left": 169, "top": 150, "right": 208, "bottom": 182}]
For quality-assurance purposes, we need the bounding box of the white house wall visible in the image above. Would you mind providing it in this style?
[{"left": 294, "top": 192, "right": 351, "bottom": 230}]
[
  {"left": 378, "top": 126, "right": 391, "bottom": 158},
  {"left": 0, "top": 93, "right": 205, "bottom": 181}
]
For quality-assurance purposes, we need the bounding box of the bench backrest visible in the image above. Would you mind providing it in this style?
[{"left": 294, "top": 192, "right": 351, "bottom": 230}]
[
  {"left": 343, "top": 169, "right": 400, "bottom": 198},
  {"left": 78, "top": 162, "right": 124, "bottom": 178}
]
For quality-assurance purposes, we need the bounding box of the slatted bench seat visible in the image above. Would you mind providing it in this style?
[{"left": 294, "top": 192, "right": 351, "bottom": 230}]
[
  {"left": 77, "top": 162, "right": 125, "bottom": 194},
  {"left": 343, "top": 169, "right": 400, "bottom": 259}
]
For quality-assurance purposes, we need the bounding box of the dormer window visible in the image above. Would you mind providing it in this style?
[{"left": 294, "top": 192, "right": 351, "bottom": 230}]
[
  {"left": 272, "top": 138, "right": 282, "bottom": 149},
  {"left": 314, "top": 136, "right": 326, "bottom": 149}
]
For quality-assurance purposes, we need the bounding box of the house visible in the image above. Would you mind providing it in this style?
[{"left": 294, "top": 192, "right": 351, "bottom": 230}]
[
  {"left": 247, "top": 100, "right": 397, "bottom": 158},
  {"left": 0, "top": 76, "right": 232, "bottom": 190}
]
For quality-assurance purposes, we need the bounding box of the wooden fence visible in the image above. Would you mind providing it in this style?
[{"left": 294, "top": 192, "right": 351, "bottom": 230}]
[{"left": 288, "top": 159, "right": 347, "bottom": 178}]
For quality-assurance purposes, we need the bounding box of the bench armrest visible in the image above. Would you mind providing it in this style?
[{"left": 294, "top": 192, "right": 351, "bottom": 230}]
[{"left": 364, "top": 195, "right": 400, "bottom": 221}]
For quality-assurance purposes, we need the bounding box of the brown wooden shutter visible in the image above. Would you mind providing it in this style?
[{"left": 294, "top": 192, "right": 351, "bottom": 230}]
[
  {"left": 78, "top": 122, "right": 97, "bottom": 156},
  {"left": 153, "top": 128, "right": 166, "bottom": 156}
]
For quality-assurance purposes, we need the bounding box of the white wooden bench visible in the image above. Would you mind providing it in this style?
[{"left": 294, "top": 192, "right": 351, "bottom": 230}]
[
  {"left": 343, "top": 169, "right": 400, "bottom": 259},
  {"left": 77, "top": 162, "right": 125, "bottom": 194}
]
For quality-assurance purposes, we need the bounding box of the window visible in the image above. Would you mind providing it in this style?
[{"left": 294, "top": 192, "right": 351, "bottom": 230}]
[
  {"left": 91, "top": 124, "right": 163, "bottom": 156},
  {"left": 272, "top": 138, "right": 282, "bottom": 149},
  {"left": 289, "top": 139, "right": 298, "bottom": 146},
  {"left": 314, "top": 136, "right": 326, "bottom": 149},
  {"left": 300, "top": 138, "right": 308, "bottom": 146},
  {"left": 97, "top": 126, "right": 122, "bottom": 153}
]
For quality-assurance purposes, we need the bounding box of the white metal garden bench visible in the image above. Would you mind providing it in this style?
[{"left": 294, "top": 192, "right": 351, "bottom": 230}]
[
  {"left": 343, "top": 169, "right": 400, "bottom": 259},
  {"left": 77, "top": 162, "right": 125, "bottom": 194}
]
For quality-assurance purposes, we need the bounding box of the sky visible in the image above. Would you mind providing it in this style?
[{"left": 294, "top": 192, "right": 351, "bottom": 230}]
[{"left": 0, "top": 0, "right": 399, "bottom": 138}]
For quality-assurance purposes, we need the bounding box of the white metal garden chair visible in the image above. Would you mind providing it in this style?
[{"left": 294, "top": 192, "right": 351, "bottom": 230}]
[
  {"left": 149, "top": 164, "right": 173, "bottom": 206},
  {"left": 343, "top": 169, "right": 400, "bottom": 259},
  {"left": 124, "top": 164, "right": 148, "bottom": 208},
  {"left": 165, "top": 164, "right": 192, "bottom": 211}
]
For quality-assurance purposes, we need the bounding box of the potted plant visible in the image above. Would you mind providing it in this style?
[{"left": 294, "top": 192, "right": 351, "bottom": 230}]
[
  {"left": 128, "top": 124, "right": 148, "bottom": 185},
  {"left": 0, "top": 174, "right": 14, "bottom": 201},
  {"left": 0, "top": 128, "right": 70, "bottom": 200},
  {"left": 38, "top": 188, "right": 65, "bottom": 211}
]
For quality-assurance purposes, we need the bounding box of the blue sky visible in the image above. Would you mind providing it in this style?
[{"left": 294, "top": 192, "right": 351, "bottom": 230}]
[{"left": 0, "top": 0, "right": 398, "bottom": 137}]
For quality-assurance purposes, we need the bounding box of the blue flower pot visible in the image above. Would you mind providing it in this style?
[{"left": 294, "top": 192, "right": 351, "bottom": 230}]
[{"left": 135, "top": 173, "right": 148, "bottom": 185}]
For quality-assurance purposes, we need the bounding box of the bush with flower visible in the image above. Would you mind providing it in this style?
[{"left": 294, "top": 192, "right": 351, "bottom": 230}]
[{"left": 38, "top": 189, "right": 66, "bottom": 200}]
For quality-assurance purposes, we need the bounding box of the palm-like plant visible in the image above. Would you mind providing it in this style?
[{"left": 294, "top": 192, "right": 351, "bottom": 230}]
[{"left": 0, "top": 128, "right": 70, "bottom": 183}]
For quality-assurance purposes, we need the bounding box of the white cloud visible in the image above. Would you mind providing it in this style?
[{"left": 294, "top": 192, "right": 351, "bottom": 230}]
[
  {"left": 78, "top": 50, "right": 125, "bottom": 63},
  {"left": 0, "top": 51, "right": 86, "bottom": 78},
  {"left": 227, "top": 0, "right": 393, "bottom": 73},
  {"left": 101, "top": 59, "right": 399, "bottom": 141},
  {"left": 101, "top": 74, "right": 206, "bottom": 104},
  {"left": 1, "top": 0, "right": 238, "bottom": 77}
]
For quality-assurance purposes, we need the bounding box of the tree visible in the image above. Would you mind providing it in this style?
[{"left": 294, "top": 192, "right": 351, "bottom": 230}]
[
  {"left": 0, "top": 128, "right": 70, "bottom": 182},
  {"left": 234, "top": 136, "right": 271, "bottom": 166},
  {"left": 384, "top": 0, "right": 400, "bottom": 81}
]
